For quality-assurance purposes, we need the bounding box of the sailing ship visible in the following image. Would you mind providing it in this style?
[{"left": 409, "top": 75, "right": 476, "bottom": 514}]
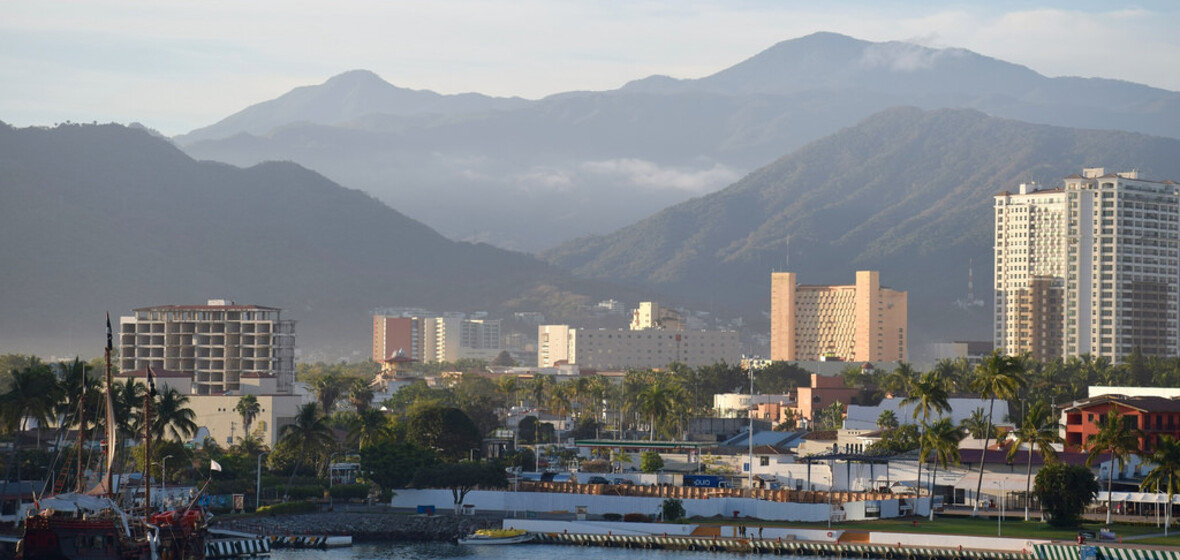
[{"left": 17, "top": 314, "right": 208, "bottom": 560}]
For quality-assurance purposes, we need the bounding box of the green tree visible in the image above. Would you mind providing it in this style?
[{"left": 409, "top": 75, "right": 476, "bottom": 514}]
[
  {"left": 347, "top": 408, "right": 392, "bottom": 449},
  {"left": 1086, "top": 408, "right": 1143, "bottom": 525},
  {"left": 313, "top": 375, "right": 346, "bottom": 415},
  {"left": 360, "top": 440, "right": 437, "bottom": 492},
  {"left": 922, "top": 418, "right": 962, "bottom": 520},
  {"left": 151, "top": 387, "right": 198, "bottom": 442},
  {"left": 491, "top": 351, "right": 517, "bottom": 367},
  {"left": 1, "top": 361, "right": 63, "bottom": 480},
  {"left": 347, "top": 378, "right": 375, "bottom": 413},
  {"left": 876, "top": 409, "right": 899, "bottom": 430},
  {"left": 969, "top": 351, "right": 1026, "bottom": 517},
  {"left": 634, "top": 375, "right": 684, "bottom": 440},
  {"left": 1034, "top": 462, "right": 1098, "bottom": 527},
  {"left": 868, "top": 424, "right": 920, "bottom": 454},
  {"left": 278, "top": 403, "right": 336, "bottom": 500},
  {"left": 405, "top": 406, "right": 480, "bottom": 462},
  {"left": 640, "top": 451, "right": 664, "bottom": 473},
  {"left": 1142, "top": 434, "right": 1180, "bottom": 535},
  {"left": 235, "top": 394, "right": 261, "bottom": 435},
  {"left": 411, "top": 461, "right": 507, "bottom": 513},
  {"left": 902, "top": 370, "right": 950, "bottom": 505},
  {"left": 959, "top": 408, "right": 992, "bottom": 440},
  {"left": 813, "top": 401, "right": 846, "bottom": 431},
  {"left": 1007, "top": 400, "right": 1061, "bottom": 521},
  {"left": 661, "top": 498, "right": 686, "bottom": 521}
]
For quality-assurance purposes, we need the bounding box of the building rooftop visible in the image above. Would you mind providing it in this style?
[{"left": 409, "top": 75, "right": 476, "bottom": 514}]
[{"left": 1064, "top": 394, "right": 1180, "bottom": 414}]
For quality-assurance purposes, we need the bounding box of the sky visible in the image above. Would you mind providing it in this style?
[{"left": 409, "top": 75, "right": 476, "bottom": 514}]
[{"left": 4, "top": 1, "right": 1179, "bottom": 137}]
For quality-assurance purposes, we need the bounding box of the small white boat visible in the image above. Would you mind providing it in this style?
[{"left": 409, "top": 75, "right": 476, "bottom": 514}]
[{"left": 458, "top": 528, "right": 533, "bottom": 545}]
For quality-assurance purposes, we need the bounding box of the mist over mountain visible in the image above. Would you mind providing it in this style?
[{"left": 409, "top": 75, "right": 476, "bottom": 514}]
[
  {"left": 0, "top": 122, "right": 620, "bottom": 359},
  {"left": 541, "top": 107, "right": 1180, "bottom": 358},
  {"left": 178, "top": 32, "right": 1180, "bottom": 252}
]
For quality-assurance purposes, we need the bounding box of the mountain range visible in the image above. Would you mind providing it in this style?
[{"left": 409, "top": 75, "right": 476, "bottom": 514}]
[
  {"left": 178, "top": 32, "right": 1180, "bottom": 252},
  {"left": 0, "top": 122, "right": 626, "bottom": 359},
  {"left": 542, "top": 107, "right": 1180, "bottom": 354}
]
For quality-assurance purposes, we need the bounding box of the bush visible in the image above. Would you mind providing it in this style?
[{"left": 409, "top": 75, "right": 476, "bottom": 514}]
[
  {"left": 602, "top": 513, "right": 622, "bottom": 521},
  {"left": 257, "top": 501, "right": 317, "bottom": 515},
  {"left": 623, "top": 513, "right": 651, "bottom": 523},
  {"left": 661, "top": 498, "right": 686, "bottom": 522},
  {"left": 283, "top": 484, "right": 327, "bottom": 500},
  {"left": 640, "top": 451, "right": 664, "bottom": 473},
  {"left": 579, "top": 459, "right": 611, "bottom": 473},
  {"left": 328, "top": 484, "right": 369, "bottom": 500}
]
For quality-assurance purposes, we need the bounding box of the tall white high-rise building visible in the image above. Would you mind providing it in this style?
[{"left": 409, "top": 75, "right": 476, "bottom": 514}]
[{"left": 994, "top": 168, "right": 1180, "bottom": 362}]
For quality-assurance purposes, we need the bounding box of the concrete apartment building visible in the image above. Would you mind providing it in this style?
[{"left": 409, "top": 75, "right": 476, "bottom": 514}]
[
  {"left": 117, "top": 299, "right": 300, "bottom": 446},
  {"left": 994, "top": 168, "right": 1180, "bottom": 362},
  {"left": 372, "top": 314, "right": 502, "bottom": 363},
  {"left": 538, "top": 302, "right": 741, "bottom": 370},
  {"left": 119, "top": 299, "right": 296, "bottom": 395},
  {"left": 770, "top": 271, "right": 907, "bottom": 362}
]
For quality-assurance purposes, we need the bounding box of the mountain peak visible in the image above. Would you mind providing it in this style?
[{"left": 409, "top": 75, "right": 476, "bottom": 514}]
[{"left": 323, "top": 69, "right": 391, "bottom": 88}]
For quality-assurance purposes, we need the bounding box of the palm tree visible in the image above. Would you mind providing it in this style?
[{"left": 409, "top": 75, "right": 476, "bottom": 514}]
[
  {"left": 235, "top": 394, "right": 261, "bottom": 435},
  {"left": 960, "top": 408, "right": 992, "bottom": 440},
  {"left": 970, "top": 351, "right": 1027, "bottom": 517},
  {"left": 1007, "top": 400, "right": 1061, "bottom": 520},
  {"left": 876, "top": 409, "right": 899, "bottom": 430},
  {"left": 151, "top": 387, "right": 198, "bottom": 442},
  {"left": 635, "top": 376, "right": 682, "bottom": 441},
  {"left": 1086, "top": 408, "right": 1143, "bottom": 525},
  {"left": 347, "top": 408, "right": 391, "bottom": 449},
  {"left": 923, "top": 418, "right": 962, "bottom": 520},
  {"left": 1143, "top": 434, "right": 1180, "bottom": 535},
  {"left": 347, "top": 378, "right": 374, "bottom": 412},
  {"left": 0, "top": 362, "right": 62, "bottom": 479},
  {"left": 112, "top": 377, "right": 146, "bottom": 437},
  {"left": 882, "top": 362, "right": 917, "bottom": 397},
  {"left": 313, "top": 375, "right": 344, "bottom": 415},
  {"left": 901, "top": 370, "right": 950, "bottom": 504},
  {"left": 278, "top": 403, "right": 336, "bottom": 499}
]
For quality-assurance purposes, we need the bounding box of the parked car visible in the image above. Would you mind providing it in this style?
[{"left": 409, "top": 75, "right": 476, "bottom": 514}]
[
  {"left": 612, "top": 478, "right": 633, "bottom": 485},
  {"left": 586, "top": 476, "right": 611, "bottom": 485}
]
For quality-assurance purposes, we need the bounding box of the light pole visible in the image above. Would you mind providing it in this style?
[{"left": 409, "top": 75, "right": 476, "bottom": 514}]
[
  {"left": 827, "top": 469, "right": 834, "bottom": 530},
  {"left": 256, "top": 451, "right": 269, "bottom": 511},
  {"left": 161, "top": 455, "right": 173, "bottom": 509},
  {"left": 996, "top": 480, "right": 1004, "bottom": 536},
  {"left": 748, "top": 365, "right": 756, "bottom": 491}
]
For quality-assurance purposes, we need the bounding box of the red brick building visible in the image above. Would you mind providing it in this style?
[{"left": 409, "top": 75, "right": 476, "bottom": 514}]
[{"left": 1063, "top": 395, "right": 1180, "bottom": 452}]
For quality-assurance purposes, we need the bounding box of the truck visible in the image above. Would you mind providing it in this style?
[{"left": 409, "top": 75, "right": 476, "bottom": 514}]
[{"left": 682, "top": 474, "right": 729, "bottom": 488}]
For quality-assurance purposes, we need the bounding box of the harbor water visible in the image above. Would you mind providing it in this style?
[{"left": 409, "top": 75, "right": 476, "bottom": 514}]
[{"left": 267, "top": 541, "right": 817, "bottom": 560}]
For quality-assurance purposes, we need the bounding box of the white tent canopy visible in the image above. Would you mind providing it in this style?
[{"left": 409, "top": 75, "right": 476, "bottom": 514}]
[{"left": 1097, "top": 491, "right": 1180, "bottom": 504}]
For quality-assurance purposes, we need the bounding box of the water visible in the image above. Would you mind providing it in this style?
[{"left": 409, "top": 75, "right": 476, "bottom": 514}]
[{"left": 267, "top": 542, "right": 788, "bottom": 560}]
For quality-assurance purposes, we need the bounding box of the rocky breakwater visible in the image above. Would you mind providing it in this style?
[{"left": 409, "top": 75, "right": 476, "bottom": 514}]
[{"left": 213, "top": 511, "right": 506, "bottom": 542}]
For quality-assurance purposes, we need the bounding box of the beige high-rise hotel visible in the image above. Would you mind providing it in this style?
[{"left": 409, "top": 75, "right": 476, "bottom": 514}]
[{"left": 770, "top": 271, "right": 907, "bottom": 362}]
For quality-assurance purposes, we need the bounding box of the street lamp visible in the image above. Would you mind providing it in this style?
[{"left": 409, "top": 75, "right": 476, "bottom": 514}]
[
  {"left": 161, "top": 455, "right": 173, "bottom": 509},
  {"left": 748, "top": 365, "right": 756, "bottom": 491},
  {"left": 995, "top": 480, "right": 1004, "bottom": 536},
  {"left": 256, "top": 452, "right": 269, "bottom": 511}
]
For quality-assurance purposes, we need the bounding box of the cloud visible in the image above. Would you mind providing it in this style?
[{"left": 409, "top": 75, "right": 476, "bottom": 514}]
[
  {"left": 514, "top": 167, "right": 575, "bottom": 192},
  {"left": 859, "top": 41, "right": 965, "bottom": 72},
  {"left": 580, "top": 159, "right": 740, "bottom": 194}
]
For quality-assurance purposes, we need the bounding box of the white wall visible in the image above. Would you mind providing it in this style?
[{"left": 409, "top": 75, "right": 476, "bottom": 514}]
[{"left": 392, "top": 489, "right": 832, "bottom": 522}]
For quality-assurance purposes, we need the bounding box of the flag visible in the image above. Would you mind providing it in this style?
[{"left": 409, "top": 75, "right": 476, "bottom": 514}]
[
  {"left": 210, "top": 459, "right": 222, "bottom": 472},
  {"left": 146, "top": 366, "right": 158, "bottom": 397},
  {"left": 105, "top": 312, "right": 113, "bottom": 352}
]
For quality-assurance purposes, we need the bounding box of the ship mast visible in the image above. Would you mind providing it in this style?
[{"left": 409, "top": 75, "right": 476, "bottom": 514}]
[{"left": 105, "top": 313, "right": 117, "bottom": 498}]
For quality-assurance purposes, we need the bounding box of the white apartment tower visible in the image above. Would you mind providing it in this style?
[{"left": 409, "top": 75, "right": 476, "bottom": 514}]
[
  {"left": 994, "top": 168, "right": 1180, "bottom": 362},
  {"left": 119, "top": 299, "right": 296, "bottom": 395}
]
